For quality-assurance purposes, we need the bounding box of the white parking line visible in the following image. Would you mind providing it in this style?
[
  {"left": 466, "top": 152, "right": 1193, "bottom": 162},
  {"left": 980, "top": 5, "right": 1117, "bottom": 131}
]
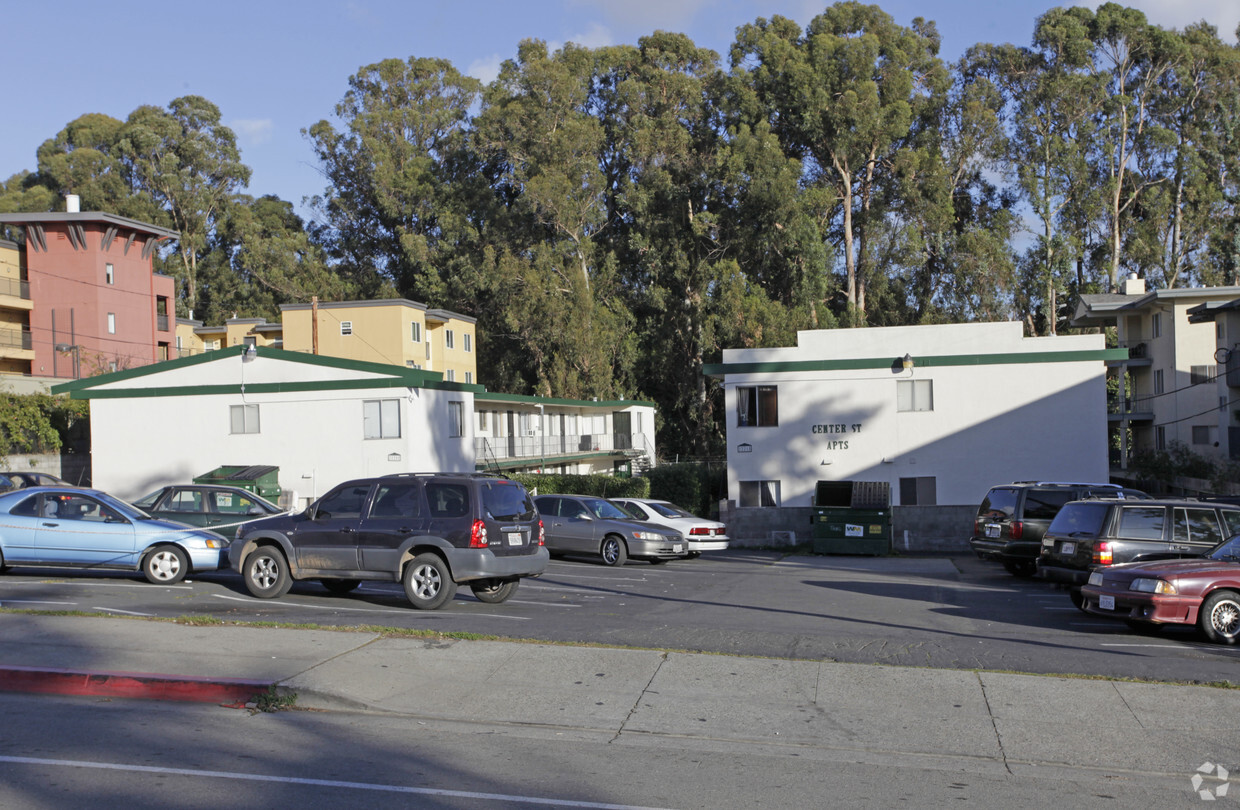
[
  {"left": 0, "top": 755, "right": 676, "bottom": 810},
  {"left": 506, "top": 599, "right": 581, "bottom": 608},
  {"left": 1100, "top": 643, "right": 1184, "bottom": 649},
  {"left": 91, "top": 607, "right": 154, "bottom": 617}
]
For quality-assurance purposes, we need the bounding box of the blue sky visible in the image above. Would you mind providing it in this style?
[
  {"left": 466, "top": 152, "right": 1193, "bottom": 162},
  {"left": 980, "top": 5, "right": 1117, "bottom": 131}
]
[{"left": 2, "top": 1, "right": 1236, "bottom": 223}]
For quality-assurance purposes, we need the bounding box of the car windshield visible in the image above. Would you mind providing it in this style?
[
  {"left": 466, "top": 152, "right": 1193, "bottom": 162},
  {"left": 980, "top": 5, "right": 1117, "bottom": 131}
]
[
  {"left": 1208, "top": 534, "right": 1240, "bottom": 562},
  {"left": 648, "top": 502, "right": 693, "bottom": 519},
  {"left": 584, "top": 498, "right": 630, "bottom": 520},
  {"left": 1047, "top": 502, "right": 1109, "bottom": 536},
  {"left": 131, "top": 490, "right": 164, "bottom": 508},
  {"left": 614, "top": 502, "right": 646, "bottom": 519},
  {"left": 482, "top": 481, "right": 536, "bottom": 521}
]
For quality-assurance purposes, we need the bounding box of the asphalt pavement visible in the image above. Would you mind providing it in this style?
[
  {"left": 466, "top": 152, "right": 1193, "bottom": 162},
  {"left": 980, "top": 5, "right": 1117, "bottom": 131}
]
[{"left": 0, "top": 612, "right": 1237, "bottom": 800}]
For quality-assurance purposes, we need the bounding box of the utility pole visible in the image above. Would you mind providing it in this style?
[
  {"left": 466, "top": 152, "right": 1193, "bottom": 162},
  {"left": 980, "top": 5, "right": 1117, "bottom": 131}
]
[{"left": 311, "top": 295, "right": 319, "bottom": 355}]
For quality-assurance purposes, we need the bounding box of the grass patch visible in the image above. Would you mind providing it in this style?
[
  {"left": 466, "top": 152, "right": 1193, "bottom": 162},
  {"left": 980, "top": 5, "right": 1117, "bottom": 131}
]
[{"left": 251, "top": 684, "right": 297, "bottom": 713}]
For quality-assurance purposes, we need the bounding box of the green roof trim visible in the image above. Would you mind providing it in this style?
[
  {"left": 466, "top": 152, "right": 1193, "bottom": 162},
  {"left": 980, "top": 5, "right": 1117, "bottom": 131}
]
[
  {"left": 702, "top": 348, "right": 1127, "bottom": 377},
  {"left": 473, "top": 391, "right": 655, "bottom": 408},
  {"left": 50, "top": 344, "right": 485, "bottom": 399}
]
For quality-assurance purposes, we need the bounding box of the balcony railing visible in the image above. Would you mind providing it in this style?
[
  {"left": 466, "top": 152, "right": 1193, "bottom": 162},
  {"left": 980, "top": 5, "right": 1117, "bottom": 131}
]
[
  {"left": 0, "top": 329, "right": 32, "bottom": 350},
  {"left": 1108, "top": 394, "right": 1155, "bottom": 415},
  {"left": 0, "top": 277, "right": 31, "bottom": 300},
  {"left": 475, "top": 432, "right": 654, "bottom": 464}
]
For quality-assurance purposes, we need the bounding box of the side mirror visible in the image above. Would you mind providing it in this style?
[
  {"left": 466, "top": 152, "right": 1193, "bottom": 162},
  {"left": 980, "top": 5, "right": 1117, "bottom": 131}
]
[{"left": 248, "top": 506, "right": 266, "bottom": 515}]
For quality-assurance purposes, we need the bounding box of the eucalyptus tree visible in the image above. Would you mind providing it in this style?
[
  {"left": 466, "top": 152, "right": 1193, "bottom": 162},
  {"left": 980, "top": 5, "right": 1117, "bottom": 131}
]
[
  {"left": 118, "top": 96, "right": 251, "bottom": 315},
  {"left": 730, "top": 2, "right": 948, "bottom": 320},
  {"left": 306, "top": 57, "right": 482, "bottom": 303}
]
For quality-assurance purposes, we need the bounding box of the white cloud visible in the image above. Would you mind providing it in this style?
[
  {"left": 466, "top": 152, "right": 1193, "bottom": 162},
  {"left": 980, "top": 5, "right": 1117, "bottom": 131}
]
[
  {"left": 229, "top": 118, "right": 275, "bottom": 147},
  {"left": 553, "top": 22, "right": 615, "bottom": 51},
  {"left": 467, "top": 54, "right": 505, "bottom": 84},
  {"left": 569, "top": 0, "right": 709, "bottom": 34}
]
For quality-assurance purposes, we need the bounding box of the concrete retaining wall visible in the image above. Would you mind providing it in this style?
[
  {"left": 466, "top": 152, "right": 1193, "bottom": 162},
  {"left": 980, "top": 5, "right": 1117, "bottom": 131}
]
[
  {"left": 1, "top": 453, "right": 91, "bottom": 487},
  {"left": 721, "top": 504, "right": 974, "bottom": 554}
]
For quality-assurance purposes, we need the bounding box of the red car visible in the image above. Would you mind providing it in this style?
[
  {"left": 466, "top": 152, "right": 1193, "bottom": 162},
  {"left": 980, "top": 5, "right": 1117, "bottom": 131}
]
[{"left": 1079, "top": 534, "right": 1240, "bottom": 644}]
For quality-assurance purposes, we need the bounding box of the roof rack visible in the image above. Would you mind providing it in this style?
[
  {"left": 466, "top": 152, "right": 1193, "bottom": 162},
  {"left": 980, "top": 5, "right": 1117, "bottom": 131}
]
[{"left": 1010, "top": 481, "right": 1121, "bottom": 488}]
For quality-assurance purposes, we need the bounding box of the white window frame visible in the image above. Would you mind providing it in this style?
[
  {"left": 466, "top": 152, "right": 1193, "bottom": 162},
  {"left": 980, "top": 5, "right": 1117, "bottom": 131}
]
[
  {"left": 105, "top": 263, "right": 114, "bottom": 285},
  {"left": 230, "top": 404, "right": 260, "bottom": 434},
  {"left": 897, "top": 379, "right": 933, "bottom": 412},
  {"left": 465, "top": 371, "right": 473, "bottom": 384},
  {"left": 446, "top": 329, "right": 455, "bottom": 349},
  {"left": 1154, "top": 369, "right": 1165, "bottom": 395},
  {"left": 411, "top": 322, "right": 422, "bottom": 343},
  {"left": 107, "top": 313, "right": 116, "bottom": 334},
  {"left": 449, "top": 401, "right": 465, "bottom": 438},
  {"left": 445, "top": 369, "right": 456, "bottom": 382},
  {"left": 363, "top": 399, "right": 400, "bottom": 439},
  {"left": 736, "top": 385, "right": 778, "bottom": 427},
  {"left": 464, "top": 333, "right": 472, "bottom": 352},
  {"left": 1152, "top": 312, "right": 1162, "bottom": 339},
  {"left": 340, "top": 321, "right": 353, "bottom": 336}
]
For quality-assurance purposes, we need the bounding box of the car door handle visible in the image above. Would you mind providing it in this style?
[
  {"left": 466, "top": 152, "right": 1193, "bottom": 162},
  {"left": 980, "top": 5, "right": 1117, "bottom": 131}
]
[
  {"left": 340, "top": 526, "right": 355, "bottom": 533},
  {"left": 42, "top": 522, "right": 59, "bottom": 527},
  {"left": 398, "top": 527, "right": 412, "bottom": 533}
]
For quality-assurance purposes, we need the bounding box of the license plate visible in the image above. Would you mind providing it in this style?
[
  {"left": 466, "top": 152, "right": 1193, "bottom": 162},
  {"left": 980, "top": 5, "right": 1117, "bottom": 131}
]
[
  {"left": 985, "top": 525, "right": 1000, "bottom": 538},
  {"left": 505, "top": 532, "right": 522, "bottom": 546},
  {"left": 1099, "top": 594, "right": 1115, "bottom": 611},
  {"left": 1060, "top": 542, "right": 1075, "bottom": 556},
  {"left": 674, "top": 544, "right": 684, "bottom": 553}
]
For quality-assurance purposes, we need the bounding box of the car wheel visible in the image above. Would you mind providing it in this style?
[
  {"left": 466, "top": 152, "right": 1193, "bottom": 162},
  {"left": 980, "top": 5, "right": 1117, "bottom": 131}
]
[
  {"left": 320, "top": 578, "right": 361, "bottom": 595},
  {"left": 0, "top": 548, "right": 7, "bottom": 573},
  {"left": 402, "top": 552, "right": 457, "bottom": 610},
  {"left": 143, "top": 545, "right": 189, "bottom": 584},
  {"left": 1068, "top": 588, "right": 1087, "bottom": 613},
  {"left": 243, "top": 547, "right": 292, "bottom": 599},
  {"left": 1002, "top": 559, "right": 1037, "bottom": 578},
  {"left": 470, "top": 578, "right": 519, "bottom": 604},
  {"left": 1199, "top": 590, "right": 1240, "bottom": 644},
  {"left": 600, "top": 535, "right": 628, "bottom": 567}
]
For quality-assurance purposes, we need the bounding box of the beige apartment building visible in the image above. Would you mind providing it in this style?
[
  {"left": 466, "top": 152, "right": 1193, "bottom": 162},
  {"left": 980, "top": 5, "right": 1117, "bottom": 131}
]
[
  {"left": 1073, "top": 275, "right": 1240, "bottom": 469},
  {"left": 174, "top": 299, "right": 477, "bottom": 384}
]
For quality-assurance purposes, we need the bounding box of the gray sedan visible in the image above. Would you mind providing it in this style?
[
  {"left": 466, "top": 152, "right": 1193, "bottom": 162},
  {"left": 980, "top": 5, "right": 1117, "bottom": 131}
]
[{"left": 534, "top": 494, "right": 687, "bottom": 566}]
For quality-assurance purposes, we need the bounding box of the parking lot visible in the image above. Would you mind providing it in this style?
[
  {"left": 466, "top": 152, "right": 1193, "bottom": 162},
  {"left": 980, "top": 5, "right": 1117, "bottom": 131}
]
[{"left": 1, "top": 550, "right": 1237, "bottom": 684}]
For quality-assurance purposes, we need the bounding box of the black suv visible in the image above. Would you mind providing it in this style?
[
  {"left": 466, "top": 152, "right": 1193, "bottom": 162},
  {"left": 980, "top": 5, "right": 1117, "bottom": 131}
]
[
  {"left": 229, "top": 473, "right": 548, "bottom": 610},
  {"left": 1037, "top": 498, "right": 1240, "bottom": 604},
  {"left": 970, "top": 482, "right": 1147, "bottom": 577}
]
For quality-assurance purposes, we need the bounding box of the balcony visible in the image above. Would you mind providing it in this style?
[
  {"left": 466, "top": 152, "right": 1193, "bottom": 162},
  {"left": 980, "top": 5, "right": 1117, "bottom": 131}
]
[
  {"left": 475, "top": 432, "right": 653, "bottom": 468},
  {"left": 0, "top": 277, "right": 32, "bottom": 310},
  {"left": 1110, "top": 339, "right": 1152, "bottom": 367},
  {"left": 1107, "top": 394, "right": 1154, "bottom": 421}
]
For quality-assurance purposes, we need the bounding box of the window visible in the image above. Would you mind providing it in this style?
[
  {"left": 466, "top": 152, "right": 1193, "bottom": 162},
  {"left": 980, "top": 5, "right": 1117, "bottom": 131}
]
[
  {"left": 1193, "top": 425, "right": 1211, "bottom": 445},
  {"left": 105, "top": 263, "right": 114, "bottom": 285},
  {"left": 464, "top": 333, "right": 472, "bottom": 352},
  {"left": 369, "top": 483, "right": 422, "bottom": 519},
  {"left": 340, "top": 321, "right": 353, "bottom": 336},
  {"left": 1191, "top": 365, "right": 1215, "bottom": 385},
  {"left": 1174, "top": 508, "right": 1224, "bottom": 547},
  {"left": 449, "top": 401, "right": 465, "bottom": 438},
  {"left": 1154, "top": 369, "right": 1164, "bottom": 394},
  {"left": 897, "top": 379, "right": 933, "bottom": 412},
  {"left": 363, "top": 399, "right": 400, "bottom": 439},
  {"left": 465, "top": 371, "right": 473, "bottom": 384},
  {"left": 411, "top": 322, "right": 421, "bottom": 343},
  {"left": 107, "top": 313, "right": 116, "bottom": 334},
  {"left": 1152, "top": 312, "right": 1162, "bottom": 339},
  {"left": 739, "top": 480, "right": 780, "bottom": 507},
  {"left": 1118, "top": 506, "right": 1166, "bottom": 541},
  {"left": 899, "top": 477, "right": 937, "bottom": 506},
  {"left": 478, "top": 410, "right": 489, "bottom": 431},
  {"left": 230, "top": 404, "right": 260, "bottom": 434},
  {"left": 406, "top": 361, "right": 421, "bottom": 370},
  {"left": 446, "top": 329, "right": 455, "bottom": 349},
  {"left": 1155, "top": 425, "right": 1166, "bottom": 450},
  {"left": 445, "top": 369, "right": 456, "bottom": 382},
  {"left": 314, "top": 484, "right": 371, "bottom": 520},
  {"left": 426, "top": 483, "right": 469, "bottom": 518},
  {"left": 737, "top": 385, "right": 778, "bottom": 427}
]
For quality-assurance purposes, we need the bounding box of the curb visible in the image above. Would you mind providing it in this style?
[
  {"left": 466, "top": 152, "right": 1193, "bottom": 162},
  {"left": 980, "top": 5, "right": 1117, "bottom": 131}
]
[{"left": 0, "top": 665, "right": 274, "bottom": 704}]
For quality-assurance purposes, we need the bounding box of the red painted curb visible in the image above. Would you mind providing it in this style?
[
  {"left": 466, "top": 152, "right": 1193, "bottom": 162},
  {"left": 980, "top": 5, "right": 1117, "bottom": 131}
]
[{"left": 0, "top": 665, "right": 273, "bottom": 704}]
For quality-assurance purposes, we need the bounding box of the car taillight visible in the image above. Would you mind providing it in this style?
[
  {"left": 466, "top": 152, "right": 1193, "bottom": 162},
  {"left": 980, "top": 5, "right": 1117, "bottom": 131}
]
[
  {"left": 689, "top": 527, "right": 710, "bottom": 536},
  {"left": 538, "top": 519, "right": 545, "bottom": 546},
  {"left": 470, "top": 519, "right": 488, "bottom": 548},
  {"left": 974, "top": 518, "right": 984, "bottom": 535},
  {"left": 1010, "top": 521, "right": 1023, "bottom": 540},
  {"left": 1093, "top": 541, "right": 1113, "bottom": 565}
]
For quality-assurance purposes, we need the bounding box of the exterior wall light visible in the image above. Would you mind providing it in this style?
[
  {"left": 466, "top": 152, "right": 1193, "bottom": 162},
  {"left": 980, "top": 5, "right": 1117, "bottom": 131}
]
[{"left": 902, "top": 353, "right": 914, "bottom": 371}]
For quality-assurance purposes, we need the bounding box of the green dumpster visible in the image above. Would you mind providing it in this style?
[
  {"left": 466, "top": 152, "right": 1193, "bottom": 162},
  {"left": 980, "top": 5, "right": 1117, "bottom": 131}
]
[
  {"left": 193, "top": 465, "right": 281, "bottom": 502},
  {"left": 811, "top": 481, "right": 891, "bottom": 555}
]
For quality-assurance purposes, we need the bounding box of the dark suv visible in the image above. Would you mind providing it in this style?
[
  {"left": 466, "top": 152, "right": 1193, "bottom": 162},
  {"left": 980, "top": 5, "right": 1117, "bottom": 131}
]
[
  {"left": 970, "top": 482, "right": 1147, "bottom": 577},
  {"left": 229, "top": 473, "right": 548, "bottom": 610},
  {"left": 1037, "top": 498, "right": 1240, "bottom": 605}
]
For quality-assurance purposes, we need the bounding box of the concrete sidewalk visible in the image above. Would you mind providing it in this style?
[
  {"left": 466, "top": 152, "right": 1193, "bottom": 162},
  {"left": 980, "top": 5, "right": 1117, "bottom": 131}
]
[{"left": 1, "top": 613, "right": 1237, "bottom": 788}]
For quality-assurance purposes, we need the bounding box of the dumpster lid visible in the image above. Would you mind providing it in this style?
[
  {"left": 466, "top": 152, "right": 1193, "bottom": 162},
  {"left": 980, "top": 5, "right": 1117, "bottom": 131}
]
[{"left": 198, "top": 465, "right": 278, "bottom": 482}]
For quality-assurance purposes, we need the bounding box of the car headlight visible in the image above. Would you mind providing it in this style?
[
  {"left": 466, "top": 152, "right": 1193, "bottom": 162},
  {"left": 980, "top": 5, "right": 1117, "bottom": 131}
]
[
  {"left": 1087, "top": 571, "right": 1104, "bottom": 587},
  {"left": 1130, "top": 577, "right": 1177, "bottom": 594},
  {"left": 632, "top": 531, "right": 664, "bottom": 541}
]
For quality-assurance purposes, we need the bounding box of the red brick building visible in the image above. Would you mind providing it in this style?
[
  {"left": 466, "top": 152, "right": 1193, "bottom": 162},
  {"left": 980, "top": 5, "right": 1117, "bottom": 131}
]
[{"left": 0, "top": 198, "right": 178, "bottom": 380}]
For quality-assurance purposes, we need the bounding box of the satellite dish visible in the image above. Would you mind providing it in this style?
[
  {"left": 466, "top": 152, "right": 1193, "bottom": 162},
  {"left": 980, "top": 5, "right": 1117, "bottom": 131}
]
[{"left": 1215, "top": 347, "right": 1231, "bottom": 364}]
